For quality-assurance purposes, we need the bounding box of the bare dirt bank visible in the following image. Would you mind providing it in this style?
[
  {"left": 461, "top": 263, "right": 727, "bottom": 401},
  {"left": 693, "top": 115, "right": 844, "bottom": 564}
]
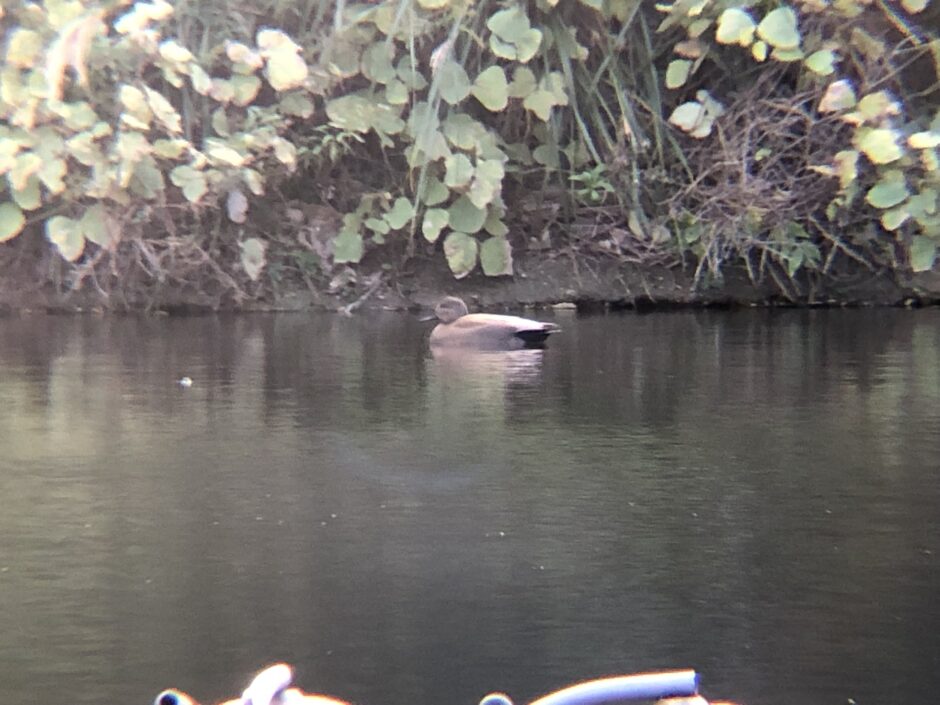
[{"left": 2, "top": 253, "right": 938, "bottom": 315}]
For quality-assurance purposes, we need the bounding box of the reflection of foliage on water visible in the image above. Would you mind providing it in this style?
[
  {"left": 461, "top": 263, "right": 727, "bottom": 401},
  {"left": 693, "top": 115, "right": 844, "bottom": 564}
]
[{"left": 1, "top": 311, "right": 939, "bottom": 703}]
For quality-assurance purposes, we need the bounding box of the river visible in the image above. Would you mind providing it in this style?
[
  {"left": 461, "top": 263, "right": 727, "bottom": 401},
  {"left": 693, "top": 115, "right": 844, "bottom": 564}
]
[{"left": 1, "top": 308, "right": 937, "bottom": 705}]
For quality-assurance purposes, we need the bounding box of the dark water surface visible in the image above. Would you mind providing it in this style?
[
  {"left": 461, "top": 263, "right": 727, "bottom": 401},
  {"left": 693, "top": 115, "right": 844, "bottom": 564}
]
[{"left": 1, "top": 309, "right": 938, "bottom": 705}]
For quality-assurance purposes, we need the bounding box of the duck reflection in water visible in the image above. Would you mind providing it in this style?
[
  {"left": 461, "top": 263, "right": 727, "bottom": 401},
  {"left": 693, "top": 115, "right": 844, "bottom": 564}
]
[
  {"left": 155, "top": 663, "right": 351, "bottom": 705},
  {"left": 430, "top": 345, "right": 547, "bottom": 387},
  {"left": 428, "top": 296, "right": 559, "bottom": 350}
]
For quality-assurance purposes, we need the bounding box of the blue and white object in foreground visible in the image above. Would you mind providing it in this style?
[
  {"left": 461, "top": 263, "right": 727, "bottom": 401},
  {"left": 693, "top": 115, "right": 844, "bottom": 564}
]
[{"left": 480, "top": 670, "right": 700, "bottom": 705}]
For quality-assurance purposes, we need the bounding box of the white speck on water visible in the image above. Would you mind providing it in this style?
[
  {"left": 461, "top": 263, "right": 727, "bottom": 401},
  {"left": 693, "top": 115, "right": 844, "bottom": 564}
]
[
  {"left": 178, "top": 377, "right": 193, "bottom": 388},
  {"left": 255, "top": 516, "right": 263, "bottom": 521},
  {"left": 331, "top": 513, "right": 337, "bottom": 519}
]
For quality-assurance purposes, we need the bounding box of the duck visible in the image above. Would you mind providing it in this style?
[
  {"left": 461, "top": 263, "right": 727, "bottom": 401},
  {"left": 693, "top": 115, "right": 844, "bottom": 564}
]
[
  {"left": 155, "top": 663, "right": 351, "bottom": 705},
  {"left": 428, "top": 296, "right": 559, "bottom": 350}
]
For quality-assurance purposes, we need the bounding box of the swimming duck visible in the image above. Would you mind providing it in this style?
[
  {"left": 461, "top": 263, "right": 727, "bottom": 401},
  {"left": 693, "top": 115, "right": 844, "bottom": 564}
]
[{"left": 429, "top": 296, "right": 559, "bottom": 350}]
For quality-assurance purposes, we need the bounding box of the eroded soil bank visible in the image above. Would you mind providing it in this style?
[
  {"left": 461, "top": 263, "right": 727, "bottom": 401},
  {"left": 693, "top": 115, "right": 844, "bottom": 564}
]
[{"left": 2, "top": 253, "right": 939, "bottom": 315}]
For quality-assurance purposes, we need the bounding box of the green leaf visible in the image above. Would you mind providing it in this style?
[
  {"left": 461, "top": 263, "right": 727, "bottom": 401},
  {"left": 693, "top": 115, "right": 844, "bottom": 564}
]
[
  {"left": 922, "top": 148, "right": 939, "bottom": 172},
  {"left": 280, "top": 92, "right": 315, "bottom": 118},
  {"left": 804, "top": 50, "right": 836, "bottom": 76},
  {"left": 325, "top": 94, "right": 378, "bottom": 133},
  {"left": 170, "top": 165, "right": 208, "bottom": 203},
  {"left": 46, "top": 215, "right": 85, "bottom": 261},
  {"left": 362, "top": 43, "right": 396, "bottom": 84},
  {"left": 901, "top": 0, "right": 928, "bottom": 12},
  {"left": 130, "top": 156, "right": 165, "bottom": 199},
  {"left": 0, "top": 202, "right": 26, "bottom": 242},
  {"left": 242, "top": 169, "right": 264, "bottom": 196},
  {"left": 397, "top": 56, "right": 428, "bottom": 90},
  {"left": 145, "top": 87, "right": 182, "bottom": 132},
  {"left": 231, "top": 75, "right": 262, "bottom": 106},
  {"left": 866, "top": 172, "right": 909, "bottom": 209},
  {"left": 757, "top": 7, "right": 800, "bottom": 50},
  {"left": 475, "top": 158, "right": 506, "bottom": 185},
  {"left": 834, "top": 150, "right": 859, "bottom": 189},
  {"left": 265, "top": 45, "right": 308, "bottom": 91},
  {"left": 445, "top": 153, "right": 474, "bottom": 188},
  {"left": 818, "top": 80, "right": 856, "bottom": 112},
  {"left": 437, "top": 60, "right": 471, "bottom": 105},
  {"left": 443, "top": 114, "right": 487, "bottom": 150},
  {"left": 422, "top": 176, "right": 450, "bottom": 207},
  {"left": 448, "top": 195, "right": 486, "bottom": 234},
  {"left": 384, "top": 197, "right": 413, "bottom": 230},
  {"left": 909, "top": 131, "right": 940, "bottom": 149},
  {"left": 5, "top": 29, "right": 43, "bottom": 67},
  {"left": 365, "top": 217, "right": 390, "bottom": 235},
  {"left": 422, "top": 208, "right": 449, "bottom": 242},
  {"left": 488, "top": 7, "right": 532, "bottom": 43},
  {"left": 881, "top": 206, "right": 909, "bottom": 231},
  {"left": 472, "top": 66, "right": 509, "bottom": 112},
  {"left": 856, "top": 128, "right": 904, "bottom": 165},
  {"left": 858, "top": 91, "right": 898, "bottom": 121},
  {"left": 666, "top": 60, "right": 692, "bottom": 89},
  {"left": 669, "top": 102, "right": 709, "bottom": 136},
  {"left": 240, "top": 238, "right": 266, "bottom": 281},
  {"left": 159, "top": 40, "right": 193, "bottom": 64},
  {"left": 443, "top": 231, "right": 478, "bottom": 279},
  {"left": 480, "top": 236, "right": 513, "bottom": 276},
  {"left": 10, "top": 152, "right": 42, "bottom": 191},
  {"left": 190, "top": 65, "right": 212, "bottom": 95},
  {"left": 523, "top": 89, "right": 555, "bottom": 121},
  {"left": 771, "top": 46, "right": 804, "bottom": 62},
  {"left": 751, "top": 40, "right": 768, "bottom": 61},
  {"left": 56, "top": 101, "right": 98, "bottom": 131},
  {"left": 908, "top": 189, "right": 938, "bottom": 220},
  {"left": 909, "top": 236, "right": 937, "bottom": 272},
  {"left": 508, "top": 66, "right": 537, "bottom": 98},
  {"left": 514, "top": 28, "right": 543, "bottom": 63},
  {"left": 333, "top": 228, "right": 363, "bottom": 263},
  {"left": 715, "top": 9, "right": 756, "bottom": 46},
  {"left": 489, "top": 35, "right": 518, "bottom": 61},
  {"left": 385, "top": 79, "right": 409, "bottom": 105},
  {"left": 207, "top": 143, "right": 245, "bottom": 167},
  {"left": 258, "top": 30, "right": 308, "bottom": 91},
  {"left": 468, "top": 159, "right": 505, "bottom": 209},
  {"left": 119, "top": 85, "right": 151, "bottom": 128},
  {"left": 533, "top": 144, "right": 560, "bottom": 169},
  {"left": 13, "top": 176, "right": 41, "bottom": 210},
  {"left": 484, "top": 209, "right": 509, "bottom": 237},
  {"left": 81, "top": 204, "right": 113, "bottom": 247},
  {"left": 410, "top": 129, "right": 450, "bottom": 167}
]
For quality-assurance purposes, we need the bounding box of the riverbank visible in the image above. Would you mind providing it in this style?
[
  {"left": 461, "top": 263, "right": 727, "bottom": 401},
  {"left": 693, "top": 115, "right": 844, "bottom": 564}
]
[{"left": 2, "top": 252, "right": 938, "bottom": 315}]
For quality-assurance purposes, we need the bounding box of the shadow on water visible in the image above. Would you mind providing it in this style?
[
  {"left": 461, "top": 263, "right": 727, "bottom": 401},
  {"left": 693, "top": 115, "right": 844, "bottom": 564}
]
[{"left": 0, "top": 309, "right": 938, "bottom": 705}]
